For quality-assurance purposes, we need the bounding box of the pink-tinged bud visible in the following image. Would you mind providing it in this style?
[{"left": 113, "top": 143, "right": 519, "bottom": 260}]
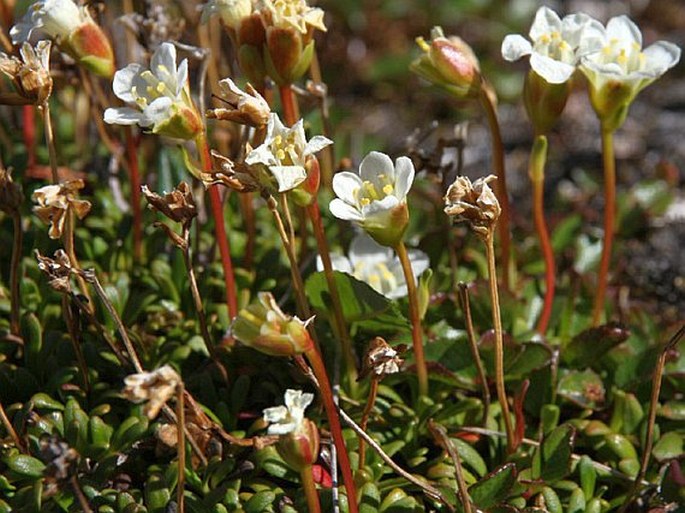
[
  {"left": 291, "top": 156, "right": 320, "bottom": 207},
  {"left": 238, "top": 12, "right": 266, "bottom": 47},
  {"left": 277, "top": 418, "right": 320, "bottom": 471},
  {"left": 152, "top": 104, "right": 203, "bottom": 140},
  {"left": 65, "top": 21, "right": 115, "bottom": 78},
  {"left": 524, "top": 70, "right": 571, "bottom": 136},
  {"left": 264, "top": 26, "right": 315, "bottom": 85}
]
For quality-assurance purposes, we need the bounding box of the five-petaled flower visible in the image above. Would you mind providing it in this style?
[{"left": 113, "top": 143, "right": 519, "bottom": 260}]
[
  {"left": 11, "top": 0, "right": 115, "bottom": 78},
  {"left": 579, "top": 15, "right": 681, "bottom": 130},
  {"left": 501, "top": 6, "right": 603, "bottom": 84},
  {"left": 263, "top": 389, "right": 314, "bottom": 436},
  {"left": 330, "top": 151, "right": 415, "bottom": 247},
  {"left": 320, "top": 233, "right": 429, "bottom": 299},
  {"left": 245, "top": 112, "right": 331, "bottom": 194},
  {"left": 104, "top": 42, "right": 202, "bottom": 140},
  {"left": 32, "top": 180, "right": 91, "bottom": 239},
  {"left": 0, "top": 41, "right": 52, "bottom": 106}
]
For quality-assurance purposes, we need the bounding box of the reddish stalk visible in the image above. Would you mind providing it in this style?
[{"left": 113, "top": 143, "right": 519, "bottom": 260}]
[
  {"left": 592, "top": 127, "right": 616, "bottom": 326},
  {"left": 124, "top": 126, "right": 142, "bottom": 261},
  {"left": 357, "top": 377, "right": 379, "bottom": 470},
  {"left": 303, "top": 346, "right": 359, "bottom": 513},
  {"left": 300, "top": 464, "right": 322, "bottom": 513},
  {"left": 196, "top": 133, "right": 239, "bottom": 319},
  {"left": 23, "top": 106, "right": 36, "bottom": 169},
  {"left": 394, "top": 241, "right": 428, "bottom": 397},
  {"left": 9, "top": 213, "right": 22, "bottom": 337},
  {"left": 279, "top": 84, "right": 299, "bottom": 126},
  {"left": 479, "top": 85, "right": 512, "bottom": 290},
  {"left": 529, "top": 135, "right": 555, "bottom": 334}
]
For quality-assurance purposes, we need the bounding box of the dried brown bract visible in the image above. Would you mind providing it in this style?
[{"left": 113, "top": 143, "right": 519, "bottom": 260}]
[
  {"left": 32, "top": 180, "right": 91, "bottom": 239},
  {"left": 360, "top": 337, "right": 403, "bottom": 379},
  {"left": 36, "top": 249, "right": 73, "bottom": 294},
  {"left": 123, "top": 365, "right": 181, "bottom": 419},
  {"left": 142, "top": 182, "right": 197, "bottom": 225},
  {"left": 0, "top": 167, "right": 23, "bottom": 215},
  {"left": 0, "top": 41, "right": 52, "bottom": 106},
  {"left": 202, "top": 150, "right": 262, "bottom": 193},
  {"left": 207, "top": 78, "right": 270, "bottom": 127},
  {"left": 444, "top": 174, "right": 500, "bottom": 237}
]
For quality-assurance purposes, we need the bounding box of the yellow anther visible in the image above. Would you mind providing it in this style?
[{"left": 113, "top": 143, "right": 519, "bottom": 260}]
[
  {"left": 382, "top": 184, "right": 394, "bottom": 195},
  {"left": 276, "top": 149, "right": 286, "bottom": 160},
  {"left": 156, "top": 82, "right": 166, "bottom": 94},
  {"left": 157, "top": 64, "right": 169, "bottom": 75},
  {"left": 360, "top": 198, "right": 371, "bottom": 206},
  {"left": 274, "top": 135, "right": 283, "bottom": 146}
]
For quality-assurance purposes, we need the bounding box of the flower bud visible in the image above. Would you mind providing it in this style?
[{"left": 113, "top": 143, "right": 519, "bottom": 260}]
[
  {"left": 264, "top": 26, "right": 315, "bottom": 85},
  {"left": 65, "top": 20, "right": 115, "bottom": 78},
  {"left": 276, "top": 418, "right": 320, "bottom": 470},
  {"left": 411, "top": 26, "right": 481, "bottom": 99},
  {"left": 524, "top": 70, "right": 571, "bottom": 136},
  {"left": 231, "top": 292, "right": 314, "bottom": 357},
  {"left": 290, "top": 155, "right": 320, "bottom": 207}
]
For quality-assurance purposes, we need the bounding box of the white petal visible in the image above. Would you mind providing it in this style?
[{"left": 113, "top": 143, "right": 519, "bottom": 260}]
[
  {"left": 529, "top": 6, "right": 562, "bottom": 41},
  {"left": 144, "top": 96, "right": 173, "bottom": 125},
  {"left": 320, "top": 254, "right": 352, "bottom": 273},
  {"left": 284, "top": 389, "right": 313, "bottom": 412},
  {"left": 329, "top": 198, "right": 363, "bottom": 221},
  {"left": 104, "top": 107, "right": 145, "bottom": 125},
  {"left": 270, "top": 165, "right": 306, "bottom": 192},
  {"left": 304, "top": 135, "right": 333, "bottom": 156},
  {"left": 245, "top": 144, "right": 277, "bottom": 167},
  {"left": 576, "top": 19, "right": 606, "bottom": 57},
  {"left": 9, "top": 20, "right": 34, "bottom": 44},
  {"left": 362, "top": 195, "right": 399, "bottom": 221},
  {"left": 530, "top": 53, "right": 576, "bottom": 84},
  {"left": 175, "top": 59, "right": 188, "bottom": 97},
  {"left": 112, "top": 64, "right": 143, "bottom": 102},
  {"left": 332, "top": 171, "right": 363, "bottom": 205},
  {"left": 152, "top": 42, "right": 177, "bottom": 78},
  {"left": 359, "top": 151, "right": 394, "bottom": 184},
  {"left": 263, "top": 405, "right": 288, "bottom": 424},
  {"left": 501, "top": 34, "right": 532, "bottom": 62},
  {"left": 267, "top": 422, "right": 297, "bottom": 435},
  {"left": 642, "top": 41, "right": 681, "bottom": 75},
  {"left": 393, "top": 156, "right": 415, "bottom": 200},
  {"left": 349, "top": 233, "right": 393, "bottom": 267},
  {"left": 606, "top": 16, "right": 641, "bottom": 48},
  {"left": 407, "top": 249, "right": 430, "bottom": 277}
]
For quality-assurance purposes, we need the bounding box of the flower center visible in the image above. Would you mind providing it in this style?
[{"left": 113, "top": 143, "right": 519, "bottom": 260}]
[
  {"left": 354, "top": 261, "right": 399, "bottom": 296},
  {"left": 355, "top": 173, "right": 395, "bottom": 207},
  {"left": 534, "top": 30, "right": 575, "bottom": 64},
  {"left": 598, "top": 39, "right": 645, "bottom": 74},
  {"left": 270, "top": 133, "right": 300, "bottom": 166}
]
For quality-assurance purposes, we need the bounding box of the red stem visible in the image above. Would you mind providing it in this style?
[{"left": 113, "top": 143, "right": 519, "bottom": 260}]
[
  {"left": 304, "top": 347, "right": 358, "bottom": 513},
  {"left": 23, "top": 106, "right": 36, "bottom": 169},
  {"left": 279, "top": 84, "right": 299, "bottom": 126},
  {"left": 197, "top": 135, "right": 239, "bottom": 319},
  {"left": 124, "top": 127, "right": 143, "bottom": 261}
]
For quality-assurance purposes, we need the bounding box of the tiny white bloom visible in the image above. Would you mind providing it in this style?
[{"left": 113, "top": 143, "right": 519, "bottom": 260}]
[
  {"left": 10, "top": 0, "right": 84, "bottom": 44},
  {"left": 201, "top": 0, "right": 252, "bottom": 29},
  {"left": 319, "top": 233, "right": 429, "bottom": 299},
  {"left": 329, "top": 151, "right": 414, "bottom": 246},
  {"left": 501, "top": 6, "right": 604, "bottom": 84},
  {"left": 104, "top": 43, "right": 201, "bottom": 139},
  {"left": 244, "top": 113, "right": 331, "bottom": 193},
  {"left": 258, "top": 0, "right": 327, "bottom": 34},
  {"left": 580, "top": 15, "right": 680, "bottom": 94},
  {"left": 263, "top": 389, "right": 314, "bottom": 435}
]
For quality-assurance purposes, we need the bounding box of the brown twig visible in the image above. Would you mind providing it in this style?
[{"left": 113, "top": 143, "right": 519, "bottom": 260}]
[{"left": 428, "top": 420, "right": 474, "bottom": 513}]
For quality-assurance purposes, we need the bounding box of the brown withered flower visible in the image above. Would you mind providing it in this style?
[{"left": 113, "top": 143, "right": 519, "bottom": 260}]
[
  {"left": 36, "top": 249, "right": 73, "bottom": 294},
  {"left": 0, "top": 167, "right": 23, "bottom": 215},
  {"left": 141, "top": 182, "right": 197, "bottom": 225},
  {"left": 207, "top": 78, "right": 270, "bottom": 127},
  {"left": 201, "top": 150, "right": 263, "bottom": 193},
  {"left": 32, "top": 180, "right": 91, "bottom": 239},
  {"left": 0, "top": 40, "right": 52, "bottom": 106},
  {"left": 359, "top": 337, "right": 404, "bottom": 380},
  {"left": 444, "top": 174, "right": 500, "bottom": 237},
  {"left": 123, "top": 365, "right": 181, "bottom": 419}
]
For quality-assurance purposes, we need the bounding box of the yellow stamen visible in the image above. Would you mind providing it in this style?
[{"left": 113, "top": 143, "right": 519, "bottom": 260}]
[{"left": 382, "top": 184, "right": 394, "bottom": 195}]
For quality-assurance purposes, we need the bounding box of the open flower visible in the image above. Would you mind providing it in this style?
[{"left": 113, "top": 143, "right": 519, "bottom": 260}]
[
  {"left": 259, "top": 0, "right": 326, "bottom": 34},
  {"left": 330, "top": 151, "right": 415, "bottom": 247},
  {"left": 580, "top": 15, "right": 681, "bottom": 130},
  {"left": 207, "top": 78, "right": 270, "bottom": 127},
  {"left": 319, "top": 233, "right": 429, "bottom": 299},
  {"left": 244, "top": 113, "right": 331, "bottom": 193},
  {"left": 201, "top": 0, "right": 253, "bottom": 30},
  {"left": 104, "top": 43, "right": 202, "bottom": 140},
  {"left": 231, "top": 292, "right": 314, "bottom": 357},
  {"left": 0, "top": 41, "right": 52, "bottom": 106},
  {"left": 11, "top": 0, "right": 115, "bottom": 78},
  {"left": 263, "top": 389, "right": 314, "bottom": 436},
  {"left": 501, "top": 7, "right": 603, "bottom": 84},
  {"left": 32, "top": 179, "right": 91, "bottom": 239},
  {"left": 444, "top": 174, "right": 500, "bottom": 238}
]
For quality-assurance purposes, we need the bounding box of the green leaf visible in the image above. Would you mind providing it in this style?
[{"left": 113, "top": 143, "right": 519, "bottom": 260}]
[
  {"left": 532, "top": 424, "right": 575, "bottom": 482},
  {"left": 653, "top": 432, "right": 683, "bottom": 461},
  {"left": 360, "top": 482, "right": 381, "bottom": 513},
  {"left": 449, "top": 437, "right": 487, "bottom": 478},
  {"left": 21, "top": 313, "right": 43, "bottom": 375},
  {"left": 557, "top": 369, "right": 605, "bottom": 409},
  {"left": 305, "top": 271, "right": 409, "bottom": 333},
  {"left": 562, "top": 323, "right": 630, "bottom": 368},
  {"left": 244, "top": 490, "right": 276, "bottom": 513},
  {"left": 468, "top": 463, "right": 517, "bottom": 510},
  {"left": 144, "top": 474, "right": 170, "bottom": 513},
  {"left": 4, "top": 454, "right": 45, "bottom": 478}
]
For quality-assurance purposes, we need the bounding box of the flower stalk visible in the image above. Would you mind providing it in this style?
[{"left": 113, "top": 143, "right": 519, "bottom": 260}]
[
  {"left": 40, "top": 101, "right": 59, "bottom": 183},
  {"left": 357, "top": 376, "right": 379, "bottom": 469},
  {"left": 394, "top": 241, "right": 428, "bottom": 397},
  {"left": 10, "top": 213, "right": 22, "bottom": 336},
  {"left": 300, "top": 464, "right": 321, "bottom": 513},
  {"left": 592, "top": 126, "right": 615, "bottom": 326},
  {"left": 529, "top": 135, "right": 555, "bottom": 334},
  {"left": 176, "top": 381, "right": 186, "bottom": 513},
  {"left": 124, "top": 127, "right": 142, "bottom": 261}
]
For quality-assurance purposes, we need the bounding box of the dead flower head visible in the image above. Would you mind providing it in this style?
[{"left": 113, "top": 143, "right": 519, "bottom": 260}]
[
  {"left": 32, "top": 179, "right": 91, "bottom": 239},
  {"left": 0, "top": 40, "right": 52, "bottom": 106},
  {"left": 123, "top": 365, "right": 181, "bottom": 419},
  {"left": 142, "top": 182, "right": 197, "bottom": 225},
  {"left": 0, "top": 167, "right": 23, "bottom": 215},
  {"left": 360, "top": 337, "right": 403, "bottom": 380},
  {"left": 207, "top": 78, "right": 271, "bottom": 127},
  {"left": 201, "top": 150, "right": 263, "bottom": 193},
  {"left": 444, "top": 174, "right": 500, "bottom": 237},
  {"left": 36, "top": 249, "right": 73, "bottom": 294}
]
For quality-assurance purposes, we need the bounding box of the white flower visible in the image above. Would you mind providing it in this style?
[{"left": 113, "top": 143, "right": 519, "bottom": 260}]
[
  {"left": 330, "top": 151, "right": 414, "bottom": 247},
  {"left": 244, "top": 113, "right": 331, "bottom": 193},
  {"left": 10, "top": 0, "right": 84, "bottom": 44},
  {"left": 201, "top": 0, "right": 252, "bottom": 29},
  {"left": 501, "top": 6, "right": 604, "bottom": 84},
  {"left": 104, "top": 43, "right": 201, "bottom": 139},
  {"left": 263, "top": 389, "right": 314, "bottom": 435},
  {"left": 319, "top": 233, "right": 429, "bottom": 299},
  {"left": 258, "top": 0, "right": 326, "bottom": 34},
  {"left": 580, "top": 15, "right": 680, "bottom": 94}
]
